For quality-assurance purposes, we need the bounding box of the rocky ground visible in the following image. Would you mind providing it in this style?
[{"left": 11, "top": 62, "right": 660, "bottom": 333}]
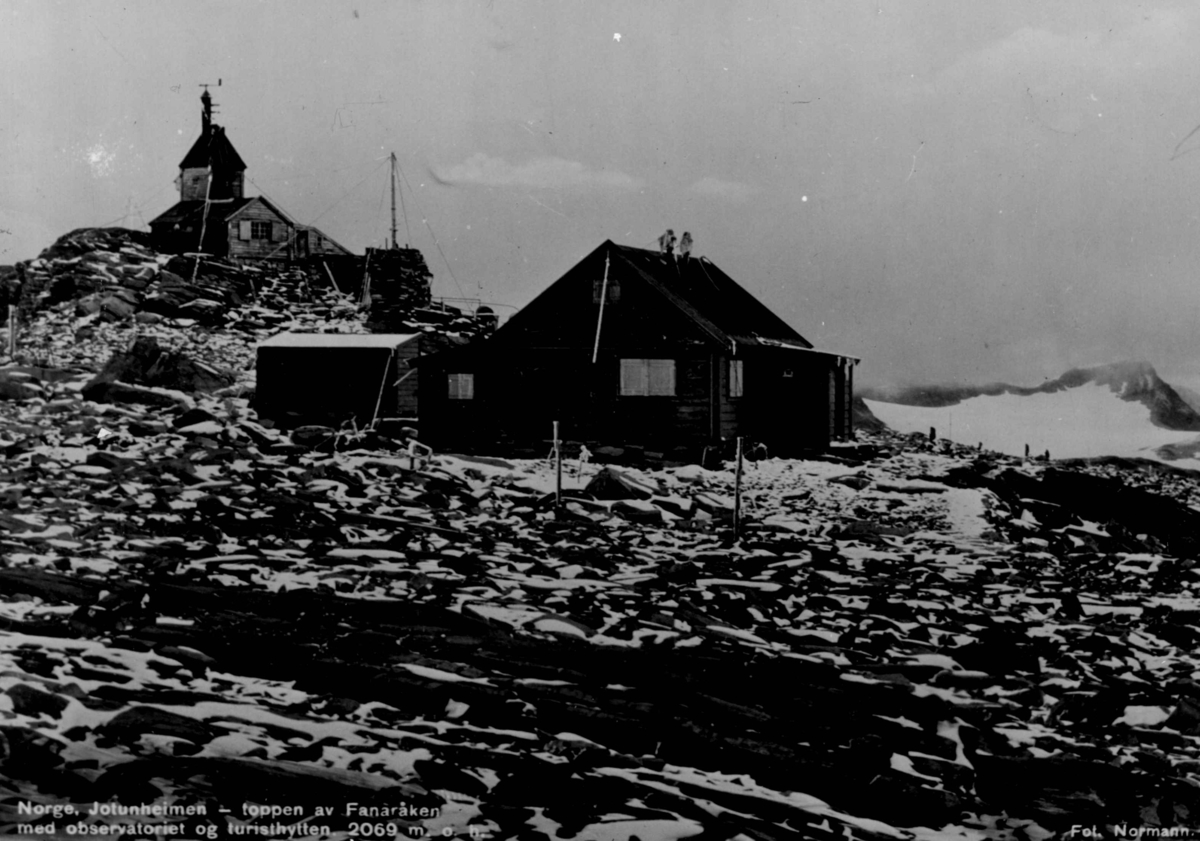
[{"left": 3, "top": 232, "right": 1200, "bottom": 839}]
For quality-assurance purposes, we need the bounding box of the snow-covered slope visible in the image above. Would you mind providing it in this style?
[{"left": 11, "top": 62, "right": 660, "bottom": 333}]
[{"left": 864, "top": 362, "right": 1200, "bottom": 466}]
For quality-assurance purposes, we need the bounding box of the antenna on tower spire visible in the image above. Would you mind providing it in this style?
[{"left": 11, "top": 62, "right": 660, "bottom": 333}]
[{"left": 198, "top": 80, "right": 222, "bottom": 130}]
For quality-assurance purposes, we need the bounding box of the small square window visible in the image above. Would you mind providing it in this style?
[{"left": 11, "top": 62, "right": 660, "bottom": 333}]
[
  {"left": 729, "top": 359, "right": 744, "bottom": 398},
  {"left": 593, "top": 276, "right": 620, "bottom": 304},
  {"left": 448, "top": 373, "right": 474, "bottom": 400},
  {"left": 251, "top": 221, "right": 271, "bottom": 240},
  {"left": 620, "top": 359, "right": 674, "bottom": 396}
]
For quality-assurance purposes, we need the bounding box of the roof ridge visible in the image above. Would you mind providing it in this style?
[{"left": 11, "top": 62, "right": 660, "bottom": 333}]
[
  {"left": 608, "top": 242, "right": 812, "bottom": 349},
  {"left": 609, "top": 247, "right": 732, "bottom": 348}
]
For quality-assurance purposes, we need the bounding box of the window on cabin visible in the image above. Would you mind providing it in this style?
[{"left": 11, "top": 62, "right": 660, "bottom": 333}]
[
  {"left": 448, "top": 373, "right": 475, "bottom": 400},
  {"left": 251, "top": 221, "right": 271, "bottom": 240},
  {"left": 620, "top": 359, "right": 675, "bottom": 396},
  {"left": 593, "top": 276, "right": 620, "bottom": 304},
  {"left": 782, "top": 368, "right": 795, "bottom": 379},
  {"left": 238, "top": 220, "right": 251, "bottom": 241},
  {"left": 729, "top": 359, "right": 744, "bottom": 397}
]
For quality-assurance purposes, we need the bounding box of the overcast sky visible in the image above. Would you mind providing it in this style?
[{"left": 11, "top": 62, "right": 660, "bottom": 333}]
[{"left": 5, "top": 0, "right": 1200, "bottom": 388}]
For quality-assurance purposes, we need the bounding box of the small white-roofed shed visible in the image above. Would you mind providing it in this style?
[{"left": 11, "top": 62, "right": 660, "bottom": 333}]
[{"left": 255, "top": 332, "right": 433, "bottom": 428}]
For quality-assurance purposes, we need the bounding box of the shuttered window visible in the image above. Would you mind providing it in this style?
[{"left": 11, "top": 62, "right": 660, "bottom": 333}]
[
  {"left": 620, "top": 359, "right": 674, "bottom": 396},
  {"left": 648, "top": 359, "right": 674, "bottom": 395},
  {"left": 620, "top": 359, "right": 647, "bottom": 395},
  {"left": 238, "top": 220, "right": 252, "bottom": 241},
  {"left": 729, "top": 359, "right": 744, "bottom": 397},
  {"left": 448, "top": 373, "right": 474, "bottom": 400}
]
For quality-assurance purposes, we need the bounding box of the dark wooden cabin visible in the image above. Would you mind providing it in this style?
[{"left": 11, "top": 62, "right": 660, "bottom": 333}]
[{"left": 418, "top": 239, "right": 859, "bottom": 459}]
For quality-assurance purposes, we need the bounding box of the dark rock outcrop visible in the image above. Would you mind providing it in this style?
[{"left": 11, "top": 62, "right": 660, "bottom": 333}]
[{"left": 82, "top": 336, "right": 234, "bottom": 403}]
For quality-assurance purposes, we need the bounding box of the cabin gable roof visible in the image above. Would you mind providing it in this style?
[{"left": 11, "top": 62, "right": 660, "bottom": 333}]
[
  {"left": 495, "top": 239, "right": 814, "bottom": 352},
  {"left": 148, "top": 197, "right": 255, "bottom": 229},
  {"left": 296, "top": 224, "right": 353, "bottom": 256},
  {"left": 224, "top": 196, "right": 291, "bottom": 224},
  {"left": 613, "top": 243, "right": 813, "bottom": 348}
]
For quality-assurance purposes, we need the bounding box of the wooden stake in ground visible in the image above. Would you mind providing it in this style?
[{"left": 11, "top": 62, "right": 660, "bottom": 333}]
[
  {"left": 734, "top": 436, "right": 744, "bottom": 538},
  {"left": 554, "top": 420, "right": 562, "bottom": 508},
  {"left": 7, "top": 305, "right": 15, "bottom": 358}
]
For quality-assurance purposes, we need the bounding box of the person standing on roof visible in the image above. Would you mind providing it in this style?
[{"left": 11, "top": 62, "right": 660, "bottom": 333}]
[
  {"left": 658, "top": 229, "right": 676, "bottom": 256},
  {"left": 678, "top": 231, "right": 693, "bottom": 258}
]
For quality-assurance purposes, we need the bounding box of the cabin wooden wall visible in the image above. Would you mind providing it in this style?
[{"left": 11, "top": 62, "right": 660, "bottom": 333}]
[
  {"left": 179, "top": 167, "right": 243, "bottom": 202},
  {"left": 719, "top": 350, "right": 839, "bottom": 454},
  {"left": 717, "top": 355, "right": 741, "bottom": 440},
  {"left": 180, "top": 167, "right": 210, "bottom": 202},
  {"left": 422, "top": 345, "right": 851, "bottom": 456},
  {"left": 227, "top": 203, "right": 291, "bottom": 261},
  {"left": 422, "top": 349, "right": 718, "bottom": 454},
  {"left": 149, "top": 219, "right": 230, "bottom": 258}
]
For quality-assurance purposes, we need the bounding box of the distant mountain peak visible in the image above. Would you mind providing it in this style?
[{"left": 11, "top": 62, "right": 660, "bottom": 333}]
[{"left": 861, "top": 360, "right": 1200, "bottom": 432}]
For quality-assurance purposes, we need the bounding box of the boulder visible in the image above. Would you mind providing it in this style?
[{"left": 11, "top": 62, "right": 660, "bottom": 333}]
[
  {"left": 235, "top": 420, "right": 283, "bottom": 447},
  {"left": 586, "top": 467, "right": 661, "bottom": 500},
  {"left": 172, "top": 407, "right": 220, "bottom": 429},
  {"left": 179, "top": 298, "right": 228, "bottom": 322},
  {"left": 0, "top": 371, "right": 41, "bottom": 401},
  {"left": 673, "top": 464, "right": 712, "bottom": 485},
  {"left": 99, "top": 295, "right": 136, "bottom": 321},
  {"left": 99, "top": 706, "right": 221, "bottom": 746},
  {"left": 613, "top": 498, "right": 665, "bottom": 524},
  {"left": 86, "top": 451, "right": 138, "bottom": 473},
  {"left": 5, "top": 684, "right": 70, "bottom": 719},
  {"left": 82, "top": 381, "right": 193, "bottom": 410},
  {"left": 84, "top": 335, "right": 235, "bottom": 396},
  {"left": 829, "top": 472, "right": 872, "bottom": 490},
  {"left": 74, "top": 295, "right": 102, "bottom": 316},
  {"left": 693, "top": 491, "right": 735, "bottom": 520},
  {"left": 291, "top": 425, "right": 337, "bottom": 450}
]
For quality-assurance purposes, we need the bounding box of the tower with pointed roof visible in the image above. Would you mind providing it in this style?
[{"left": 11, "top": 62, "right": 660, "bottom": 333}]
[
  {"left": 150, "top": 87, "right": 352, "bottom": 260},
  {"left": 177, "top": 88, "right": 246, "bottom": 202}
]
